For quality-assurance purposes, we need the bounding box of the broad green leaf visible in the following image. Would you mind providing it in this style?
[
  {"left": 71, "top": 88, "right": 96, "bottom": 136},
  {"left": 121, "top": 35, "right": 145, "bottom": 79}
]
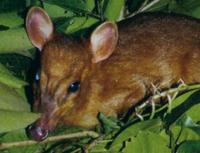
[
  {"left": 175, "top": 115, "right": 197, "bottom": 127},
  {"left": 0, "top": 130, "right": 44, "bottom": 153},
  {"left": 0, "top": 83, "right": 29, "bottom": 111},
  {"left": 171, "top": 126, "right": 200, "bottom": 144},
  {"left": 110, "top": 119, "right": 162, "bottom": 150},
  {"left": 176, "top": 140, "right": 200, "bottom": 153},
  {"left": 44, "top": 2, "right": 67, "bottom": 18},
  {"left": 192, "top": 7, "right": 200, "bottom": 18},
  {"left": 45, "top": 0, "right": 90, "bottom": 12},
  {"left": 15, "top": 87, "right": 27, "bottom": 101},
  {"left": 104, "top": 0, "right": 124, "bottom": 21},
  {"left": 0, "top": 64, "right": 27, "bottom": 88},
  {"left": 186, "top": 103, "right": 200, "bottom": 122},
  {"left": 122, "top": 131, "right": 170, "bottom": 153},
  {"left": 0, "top": 110, "right": 40, "bottom": 133},
  {"left": 60, "top": 17, "right": 88, "bottom": 33},
  {"left": 0, "top": 12, "right": 23, "bottom": 28},
  {"left": 0, "top": 28, "right": 33, "bottom": 54},
  {"left": 85, "top": 0, "right": 95, "bottom": 11},
  {"left": 170, "top": 89, "right": 200, "bottom": 110},
  {"left": 59, "top": 16, "right": 98, "bottom": 34},
  {"left": 159, "top": 129, "right": 171, "bottom": 143},
  {"left": 164, "top": 89, "right": 200, "bottom": 127}
]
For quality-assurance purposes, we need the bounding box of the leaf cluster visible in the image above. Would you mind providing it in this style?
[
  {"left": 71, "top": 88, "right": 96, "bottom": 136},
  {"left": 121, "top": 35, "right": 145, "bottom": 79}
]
[{"left": 0, "top": 0, "right": 200, "bottom": 153}]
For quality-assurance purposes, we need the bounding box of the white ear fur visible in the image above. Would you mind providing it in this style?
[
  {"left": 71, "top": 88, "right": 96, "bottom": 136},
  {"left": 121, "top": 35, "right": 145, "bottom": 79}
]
[
  {"left": 26, "top": 7, "right": 53, "bottom": 51},
  {"left": 90, "top": 22, "right": 118, "bottom": 63}
]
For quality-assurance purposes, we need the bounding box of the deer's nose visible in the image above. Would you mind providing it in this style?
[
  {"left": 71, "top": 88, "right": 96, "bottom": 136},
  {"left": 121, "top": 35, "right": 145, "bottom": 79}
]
[{"left": 26, "top": 121, "right": 48, "bottom": 141}]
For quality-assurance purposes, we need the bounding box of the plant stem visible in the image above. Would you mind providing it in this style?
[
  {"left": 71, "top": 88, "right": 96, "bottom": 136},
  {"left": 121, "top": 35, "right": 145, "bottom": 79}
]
[
  {"left": 126, "top": 0, "right": 161, "bottom": 18},
  {"left": 84, "top": 135, "right": 107, "bottom": 152},
  {"left": 140, "top": 0, "right": 160, "bottom": 12},
  {"left": 138, "top": 84, "right": 188, "bottom": 110},
  {"left": 127, "top": 83, "right": 200, "bottom": 122},
  {"left": 0, "top": 131, "right": 99, "bottom": 150}
]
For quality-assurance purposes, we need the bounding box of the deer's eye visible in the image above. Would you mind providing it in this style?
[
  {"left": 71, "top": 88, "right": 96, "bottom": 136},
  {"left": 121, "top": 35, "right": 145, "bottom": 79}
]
[{"left": 68, "top": 81, "right": 80, "bottom": 93}]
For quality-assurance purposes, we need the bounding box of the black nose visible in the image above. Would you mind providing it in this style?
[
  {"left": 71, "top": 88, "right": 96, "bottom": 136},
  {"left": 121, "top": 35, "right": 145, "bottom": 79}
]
[{"left": 26, "top": 123, "right": 48, "bottom": 141}]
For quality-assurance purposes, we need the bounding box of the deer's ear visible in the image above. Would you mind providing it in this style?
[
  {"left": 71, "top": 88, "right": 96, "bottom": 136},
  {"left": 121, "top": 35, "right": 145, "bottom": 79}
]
[
  {"left": 26, "top": 7, "right": 53, "bottom": 51},
  {"left": 90, "top": 22, "right": 118, "bottom": 63}
]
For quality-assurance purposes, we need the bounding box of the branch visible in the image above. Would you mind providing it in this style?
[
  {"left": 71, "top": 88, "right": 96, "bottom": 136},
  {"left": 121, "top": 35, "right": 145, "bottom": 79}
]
[
  {"left": 137, "top": 83, "right": 188, "bottom": 110},
  {"left": 128, "top": 83, "right": 200, "bottom": 122},
  {"left": 140, "top": 0, "right": 160, "bottom": 12},
  {"left": 126, "top": 0, "right": 161, "bottom": 18},
  {"left": 0, "top": 131, "right": 99, "bottom": 150}
]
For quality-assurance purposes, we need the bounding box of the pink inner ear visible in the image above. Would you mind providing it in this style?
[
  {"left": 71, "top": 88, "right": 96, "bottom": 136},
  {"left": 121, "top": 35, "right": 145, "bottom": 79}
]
[
  {"left": 26, "top": 7, "right": 53, "bottom": 51},
  {"left": 28, "top": 13, "right": 41, "bottom": 28},
  {"left": 90, "top": 22, "right": 118, "bottom": 63},
  {"left": 91, "top": 27, "right": 114, "bottom": 51},
  {"left": 32, "top": 13, "right": 53, "bottom": 37}
]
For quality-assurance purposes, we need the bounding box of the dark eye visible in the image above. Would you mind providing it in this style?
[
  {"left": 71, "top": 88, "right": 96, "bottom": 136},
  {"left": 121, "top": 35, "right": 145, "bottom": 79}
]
[{"left": 68, "top": 81, "right": 80, "bottom": 93}]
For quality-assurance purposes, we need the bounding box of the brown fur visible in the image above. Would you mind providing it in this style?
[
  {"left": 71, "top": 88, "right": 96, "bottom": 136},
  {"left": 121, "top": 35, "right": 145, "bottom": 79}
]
[{"left": 31, "top": 12, "right": 200, "bottom": 130}]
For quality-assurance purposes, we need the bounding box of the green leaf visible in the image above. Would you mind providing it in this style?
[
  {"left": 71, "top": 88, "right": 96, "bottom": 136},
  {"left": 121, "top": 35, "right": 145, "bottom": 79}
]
[
  {"left": 175, "top": 115, "right": 197, "bottom": 127},
  {"left": 171, "top": 89, "right": 199, "bottom": 110},
  {"left": 176, "top": 140, "right": 200, "bottom": 153},
  {"left": 187, "top": 84, "right": 200, "bottom": 90},
  {"left": 45, "top": 0, "right": 90, "bottom": 12},
  {"left": 192, "top": 6, "right": 200, "bottom": 18},
  {"left": 171, "top": 126, "right": 200, "bottom": 144},
  {"left": 0, "top": 12, "right": 23, "bottom": 28},
  {"left": 0, "top": 110, "right": 40, "bottom": 133},
  {"left": 44, "top": 2, "right": 67, "bottom": 18},
  {"left": 98, "top": 113, "right": 121, "bottom": 134},
  {"left": 110, "top": 119, "right": 162, "bottom": 151},
  {"left": 122, "top": 131, "right": 170, "bottom": 153},
  {"left": 85, "top": 0, "right": 95, "bottom": 11},
  {"left": 0, "top": 28, "right": 33, "bottom": 55},
  {"left": 0, "top": 83, "right": 29, "bottom": 111},
  {"left": 167, "top": 0, "right": 200, "bottom": 17},
  {"left": 186, "top": 103, "right": 200, "bottom": 123},
  {"left": 58, "top": 16, "right": 98, "bottom": 34},
  {"left": 0, "top": 64, "right": 27, "bottom": 88},
  {"left": 104, "top": 0, "right": 124, "bottom": 21},
  {"left": 164, "top": 89, "right": 200, "bottom": 127}
]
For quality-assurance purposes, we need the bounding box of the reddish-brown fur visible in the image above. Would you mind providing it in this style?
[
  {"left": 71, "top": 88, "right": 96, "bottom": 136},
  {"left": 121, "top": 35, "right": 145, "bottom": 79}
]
[{"left": 26, "top": 7, "right": 200, "bottom": 136}]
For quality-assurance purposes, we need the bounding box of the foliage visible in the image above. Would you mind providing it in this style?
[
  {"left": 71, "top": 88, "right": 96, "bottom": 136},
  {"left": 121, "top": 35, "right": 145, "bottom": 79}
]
[{"left": 0, "top": 0, "right": 200, "bottom": 153}]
